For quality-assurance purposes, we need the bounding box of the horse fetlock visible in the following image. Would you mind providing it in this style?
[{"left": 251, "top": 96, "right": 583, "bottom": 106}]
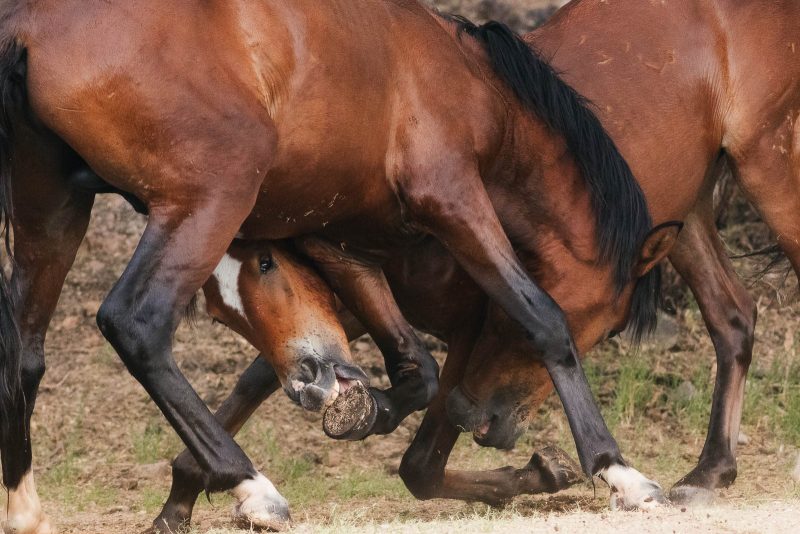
[
  {"left": 599, "top": 464, "right": 667, "bottom": 511},
  {"left": 231, "top": 474, "right": 291, "bottom": 531},
  {"left": 398, "top": 449, "right": 443, "bottom": 501},
  {"left": 669, "top": 456, "right": 736, "bottom": 505},
  {"left": 4, "top": 473, "right": 53, "bottom": 534},
  {"left": 2, "top": 516, "right": 54, "bottom": 534},
  {"left": 526, "top": 446, "right": 584, "bottom": 493}
]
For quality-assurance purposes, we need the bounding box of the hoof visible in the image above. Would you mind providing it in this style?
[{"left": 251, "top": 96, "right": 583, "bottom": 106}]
[
  {"left": 231, "top": 474, "right": 291, "bottom": 532},
  {"left": 323, "top": 382, "right": 377, "bottom": 441},
  {"left": 669, "top": 485, "right": 717, "bottom": 506},
  {"left": 602, "top": 465, "right": 668, "bottom": 511},
  {"left": 528, "top": 445, "right": 584, "bottom": 492},
  {"left": 145, "top": 515, "right": 190, "bottom": 534}
]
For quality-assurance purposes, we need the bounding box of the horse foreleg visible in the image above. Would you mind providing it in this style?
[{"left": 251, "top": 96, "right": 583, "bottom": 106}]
[
  {"left": 1, "top": 132, "right": 94, "bottom": 534},
  {"left": 95, "top": 191, "right": 291, "bottom": 530},
  {"left": 297, "top": 237, "right": 439, "bottom": 440},
  {"left": 399, "top": 163, "right": 665, "bottom": 509},
  {"left": 668, "top": 207, "right": 756, "bottom": 505},
  {"left": 151, "top": 356, "right": 280, "bottom": 534}
]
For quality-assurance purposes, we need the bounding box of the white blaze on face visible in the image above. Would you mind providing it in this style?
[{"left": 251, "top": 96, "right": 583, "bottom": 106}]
[
  {"left": 231, "top": 473, "right": 290, "bottom": 530},
  {"left": 599, "top": 464, "right": 664, "bottom": 511},
  {"left": 4, "top": 471, "right": 53, "bottom": 534},
  {"left": 212, "top": 254, "right": 247, "bottom": 321}
]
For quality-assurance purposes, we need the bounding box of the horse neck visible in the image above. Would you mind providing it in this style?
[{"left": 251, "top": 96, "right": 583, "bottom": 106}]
[{"left": 494, "top": 108, "right": 601, "bottom": 270}]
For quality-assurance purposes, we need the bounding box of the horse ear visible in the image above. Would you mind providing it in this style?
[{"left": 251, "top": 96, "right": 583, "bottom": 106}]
[{"left": 634, "top": 222, "right": 683, "bottom": 278}]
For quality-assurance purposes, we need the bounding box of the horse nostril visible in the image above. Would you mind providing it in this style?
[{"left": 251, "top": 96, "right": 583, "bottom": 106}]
[{"left": 299, "top": 358, "right": 319, "bottom": 382}]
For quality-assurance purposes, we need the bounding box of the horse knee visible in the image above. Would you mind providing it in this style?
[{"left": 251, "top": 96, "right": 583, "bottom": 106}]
[
  {"left": 20, "top": 344, "right": 45, "bottom": 392},
  {"left": 96, "top": 296, "right": 174, "bottom": 377},
  {"left": 529, "top": 307, "right": 574, "bottom": 367}
]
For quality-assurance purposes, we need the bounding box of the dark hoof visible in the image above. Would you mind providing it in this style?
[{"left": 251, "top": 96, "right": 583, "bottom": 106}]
[
  {"left": 528, "top": 445, "right": 585, "bottom": 492},
  {"left": 323, "top": 382, "right": 378, "bottom": 440},
  {"left": 669, "top": 485, "right": 717, "bottom": 506},
  {"left": 143, "top": 516, "right": 190, "bottom": 534}
]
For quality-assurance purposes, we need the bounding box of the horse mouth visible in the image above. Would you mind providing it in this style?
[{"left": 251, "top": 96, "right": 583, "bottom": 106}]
[
  {"left": 328, "top": 364, "right": 370, "bottom": 406},
  {"left": 333, "top": 375, "right": 361, "bottom": 396},
  {"left": 472, "top": 416, "right": 495, "bottom": 442}
]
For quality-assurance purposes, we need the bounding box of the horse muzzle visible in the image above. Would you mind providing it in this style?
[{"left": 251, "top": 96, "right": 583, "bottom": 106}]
[
  {"left": 285, "top": 357, "right": 369, "bottom": 412},
  {"left": 446, "top": 386, "right": 525, "bottom": 450}
]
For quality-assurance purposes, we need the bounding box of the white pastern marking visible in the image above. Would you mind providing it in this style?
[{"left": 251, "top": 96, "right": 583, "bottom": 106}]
[
  {"left": 4, "top": 471, "right": 53, "bottom": 534},
  {"left": 213, "top": 254, "right": 246, "bottom": 319},
  {"left": 231, "top": 473, "right": 290, "bottom": 528},
  {"left": 599, "top": 464, "right": 664, "bottom": 511}
]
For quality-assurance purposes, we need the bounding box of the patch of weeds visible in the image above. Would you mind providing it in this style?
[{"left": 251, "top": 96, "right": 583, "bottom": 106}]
[
  {"left": 133, "top": 419, "right": 180, "bottom": 464},
  {"left": 607, "top": 354, "right": 655, "bottom": 429},
  {"left": 669, "top": 365, "right": 713, "bottom": 436},
  {"left": 137, "top": 486, "right": 168, "bottom": 514},
  {"left": 743, "top": 353, "right": 800, "bottom": 446},
  {"left": 334, "top": 470, "right": 408, "bottom": 501},
  {"left": 76, "top": 484, "right": 119, "bottom": 512},
  {"left": 41, "top": 405, "right": 86, "bottom": 491}
]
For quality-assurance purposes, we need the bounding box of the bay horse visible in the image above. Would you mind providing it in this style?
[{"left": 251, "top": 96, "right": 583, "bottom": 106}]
[
  {"left": 159, "top": 0, "right": 800, "bottom": 524},
  {"left": 439, "top": 0, "right": 800, "bottom": 506},
  {"left": 1, "top": 236, "right": 367, "bottom": 533},
  {"left": 0, "top": 0, "right": 664, "bottom": 530}
]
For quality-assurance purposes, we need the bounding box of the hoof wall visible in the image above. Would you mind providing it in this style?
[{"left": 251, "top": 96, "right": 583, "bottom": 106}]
[{"left": 323, "top": 382, "right": 377, "bottom": 440}]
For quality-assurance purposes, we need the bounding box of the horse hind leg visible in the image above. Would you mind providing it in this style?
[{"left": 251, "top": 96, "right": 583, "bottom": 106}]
[
  {"left": 1, "top": 128, "right": 94, "bottom": 534},
  {"left": 667, "top": 204, "right": 756, "bottom": 505}
]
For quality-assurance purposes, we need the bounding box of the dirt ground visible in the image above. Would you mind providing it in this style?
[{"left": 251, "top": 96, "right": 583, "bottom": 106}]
[{"left": 2, "top": 1, "right": 800, "bottom": 533}]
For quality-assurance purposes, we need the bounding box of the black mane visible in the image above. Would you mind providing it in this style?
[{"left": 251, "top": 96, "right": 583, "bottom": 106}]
[{"left": 451, "top": 17, "right": 658, "bottom": 342}]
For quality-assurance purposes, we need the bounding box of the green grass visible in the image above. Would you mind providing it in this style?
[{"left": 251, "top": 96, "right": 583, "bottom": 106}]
[{"left": 132, "top": 418, "right": 182, "bottom": 464}]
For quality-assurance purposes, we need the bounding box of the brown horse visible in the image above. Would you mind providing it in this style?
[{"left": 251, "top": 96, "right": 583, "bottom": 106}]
[
  {"left": 1, "top": 236, "right": 367, "bottom": 533},
  {"left": 0, "top": 0, "right": 664, "bottom": 530},
  {"left": 160, "top": 0, "right": 800, "bottom": 523},
  {"left": 440, "top": 0, "right": 800, "bottom": 506}
]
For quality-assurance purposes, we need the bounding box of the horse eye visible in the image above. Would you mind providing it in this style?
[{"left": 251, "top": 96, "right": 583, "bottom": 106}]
[{"left": 259, "top": 255, "right": 275, "bottom": 274}]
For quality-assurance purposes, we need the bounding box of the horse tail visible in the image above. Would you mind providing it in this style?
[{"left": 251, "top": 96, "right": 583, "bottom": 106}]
[{"left": 0, "top": 36, "right": 27, "bottom": 465}]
